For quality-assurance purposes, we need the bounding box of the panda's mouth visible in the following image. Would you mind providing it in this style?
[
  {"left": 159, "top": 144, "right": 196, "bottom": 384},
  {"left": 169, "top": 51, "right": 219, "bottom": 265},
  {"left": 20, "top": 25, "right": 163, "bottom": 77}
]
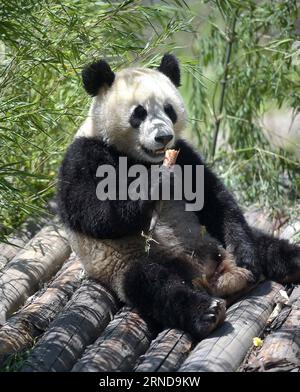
[{"left": 141, "top": 145, "right": 166, "bottom": 158}]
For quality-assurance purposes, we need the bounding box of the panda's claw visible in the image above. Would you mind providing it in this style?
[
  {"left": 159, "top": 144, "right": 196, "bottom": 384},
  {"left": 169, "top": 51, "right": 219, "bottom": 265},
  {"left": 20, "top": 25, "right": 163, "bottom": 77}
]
[
  {"left": 209, "top": 298, "right": 221, "bottom": 311},
  {"left": 202, "top": 313, "right": 216, "bottom": 322},
  {"left": 191, "top": 298, "right": 226, "bottom": 339}
]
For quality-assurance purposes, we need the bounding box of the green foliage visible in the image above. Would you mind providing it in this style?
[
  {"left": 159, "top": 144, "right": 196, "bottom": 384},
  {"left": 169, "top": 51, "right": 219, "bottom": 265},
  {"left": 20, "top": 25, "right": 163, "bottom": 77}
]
[
  {"left": 0, "top": 0, "right": 299, "bottom": 240},
  {"left": 0, "top": 0, "right": 192, "bottom": 238},
  {"left": 0, "top": 347, "right": 33, "bottom": 372},
  {"left": 185, "top": 0, "right": 300, "bottom": 210}
]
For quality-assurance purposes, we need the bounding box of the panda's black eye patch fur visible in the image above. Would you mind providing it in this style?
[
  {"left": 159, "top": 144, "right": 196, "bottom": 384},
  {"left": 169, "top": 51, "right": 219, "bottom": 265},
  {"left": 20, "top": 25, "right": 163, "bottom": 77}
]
[
  {"left": 164, "top": 103, "right": 177, "bottom": 124},
  {"left": 130, "top": 105, "right": 147, "bottom": 128}
]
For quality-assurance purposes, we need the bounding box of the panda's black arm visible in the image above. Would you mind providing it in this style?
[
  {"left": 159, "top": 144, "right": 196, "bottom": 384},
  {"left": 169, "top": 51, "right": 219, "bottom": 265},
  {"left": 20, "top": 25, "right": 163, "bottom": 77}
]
[
  {"left": 175, "top": 139, "right": 260, "bottom": 279},
  {"left": 57, "top": 137, "right": 154, "bottom": 239}
]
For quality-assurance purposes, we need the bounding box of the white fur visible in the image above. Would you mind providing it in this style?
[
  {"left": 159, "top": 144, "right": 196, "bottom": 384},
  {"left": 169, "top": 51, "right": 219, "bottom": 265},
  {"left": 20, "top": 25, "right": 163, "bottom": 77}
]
[
  {"left": 69, "top": 64, "right": 204, "bottom": 298},
  {"left": 75, "top": 67, "right": 187, "bottom": 162},
  {"left": 67, "top": 201, "right": 208, "bottom": 301}
]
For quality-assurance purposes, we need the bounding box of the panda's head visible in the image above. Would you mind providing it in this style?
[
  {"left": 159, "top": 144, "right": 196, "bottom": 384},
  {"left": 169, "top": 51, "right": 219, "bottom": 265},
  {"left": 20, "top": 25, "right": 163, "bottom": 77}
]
[{"left": 79, "top": 54, "right": 187, "bottom": 163}]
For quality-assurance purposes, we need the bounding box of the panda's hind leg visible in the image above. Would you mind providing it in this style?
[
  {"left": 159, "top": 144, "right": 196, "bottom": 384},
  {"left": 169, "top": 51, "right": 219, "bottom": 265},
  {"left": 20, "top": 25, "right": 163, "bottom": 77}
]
[
  {"left": 123, "top": 256, "right": 226, "bottom": 340},
  {"left": 206, "top": 252, "right": 257, "bottom": 298},
  {"left": 191, "top": 242, "right": 256, "bottom": 304}
]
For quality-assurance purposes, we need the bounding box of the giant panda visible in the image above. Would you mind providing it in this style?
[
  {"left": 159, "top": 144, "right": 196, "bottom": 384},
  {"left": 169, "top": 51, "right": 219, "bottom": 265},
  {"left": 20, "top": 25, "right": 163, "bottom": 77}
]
[{"left": 57, "top": 54, "right": 300, "bottom": 339}]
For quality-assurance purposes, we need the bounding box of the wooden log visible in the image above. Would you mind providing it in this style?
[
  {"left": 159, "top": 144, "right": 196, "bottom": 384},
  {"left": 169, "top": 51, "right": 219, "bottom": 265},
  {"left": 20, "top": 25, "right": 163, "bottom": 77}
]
[
  {"left": 279, "top": 221, "right": 300, "bottom": 243},
  {"left": 0, "top": 222, "right": 71, "bottom": 326},
  {"left": 179, "top": 281, "right": 282, "bottom": 372},
  {"left": 0, "top": 255, "right": 83, "bottom": 366},
  {"left": 238, "top": 219, "right": 300, "bottom": 372},
  {"left": 72, "top": 307, "right": 152, "bottom": 372},
  {"left": 21, "top": 280, "right": 119, "bottom": 372},
  {"left": 0, "top": 215, "right": 49, "bottom": 270},
  {"left": 134, "top": 329, "right": 193, "bottom": 372},
  {"left": 246, "top": 285, "right": 300, "bottom": 372},
  {"left": 244, "top": 207, "right": 274, "bottom": 234}
]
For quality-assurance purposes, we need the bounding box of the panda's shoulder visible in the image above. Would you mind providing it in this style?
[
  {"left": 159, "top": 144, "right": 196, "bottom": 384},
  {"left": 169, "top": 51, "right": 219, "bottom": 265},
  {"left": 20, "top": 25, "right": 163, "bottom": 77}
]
[
  {"left": 63, "top": 136, "right": 118, "bottom": 166},
  {"left": 175, "top": 138, "right": 205, "bottom": 165}
]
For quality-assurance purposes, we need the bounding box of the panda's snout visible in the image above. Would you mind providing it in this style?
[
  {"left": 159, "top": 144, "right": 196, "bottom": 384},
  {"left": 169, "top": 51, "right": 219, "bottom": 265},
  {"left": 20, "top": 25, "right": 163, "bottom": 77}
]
[{"left": 154, "top": 134, "right": 173, "bottom": 146}]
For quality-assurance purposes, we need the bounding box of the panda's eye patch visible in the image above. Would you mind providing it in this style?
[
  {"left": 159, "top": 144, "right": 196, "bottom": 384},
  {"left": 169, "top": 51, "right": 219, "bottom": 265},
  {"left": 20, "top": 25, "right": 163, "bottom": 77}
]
[
  {"left": 130, "top": 105, "right": 147, "bottom": 128},
  {"left": 164, "top": 103, "right": 177, "bottom": 124},
  {"left": 134, "top": 105, "right": 147, "bottom": 119}
]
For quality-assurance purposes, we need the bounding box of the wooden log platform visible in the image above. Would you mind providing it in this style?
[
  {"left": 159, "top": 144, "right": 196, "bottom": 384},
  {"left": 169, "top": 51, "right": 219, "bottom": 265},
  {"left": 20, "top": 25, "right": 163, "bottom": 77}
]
[
  {"left": 0, "top": 215, "right": 49, "bottom": 270},
  {"left": 179, "top": 281, "right": 283, "bottom": 372},
  {"left": 0, "top": 222, "right": 71, "bottom": 325},
  {"left": 134, "top": 329, "right": 193, "bottom": 372},
  {"left": 0, "top": 254, "right": 83, "bottom": 367},
  {"left": 72, "top": 307, "right": 152, "bottom": 372},
  {"left": 21, "top": 280, "right": 118, "bottom": 372},
  {"left": 244, "top": 285, "right": 300, "bottom": 372},
  {"left": 0, "top": 209, "right": 299, "bottom": 373}
]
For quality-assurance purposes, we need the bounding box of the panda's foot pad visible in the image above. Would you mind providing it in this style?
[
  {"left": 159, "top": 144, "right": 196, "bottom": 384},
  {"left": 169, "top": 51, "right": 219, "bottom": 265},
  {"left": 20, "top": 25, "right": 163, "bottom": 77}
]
[
  {"left": 191, "top": 298, "right": 226, "bottom": 339},
  {"left": 209, "top": 266, "right": 255, "bottom": 298}
]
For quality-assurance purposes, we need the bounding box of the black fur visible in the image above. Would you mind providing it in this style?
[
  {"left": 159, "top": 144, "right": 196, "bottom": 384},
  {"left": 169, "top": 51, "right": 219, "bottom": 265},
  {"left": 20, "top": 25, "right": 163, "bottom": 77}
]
[
  {"left": 57, "top": 136, "right": 300, "bottom": 283},
  {"left": 129, "top": 105, "right": 148, "bottom": 128},
  {"left": 57, "top": 136, "right": 300, "bottom": 338},
  {"left": 164, "top": 103, "right": 177, "bottom": 124},
  {"left": 175, "top": 139, "right": 300, "bottom": 282},
  {"left": 82, "top": 60, "right": 115, "bottom": 96},
  {"left": 57, "top": 137, "right": 155, "bottom": 238},
  {"left": 253, "top": 229, "right": 300, "bottom": 283},
  {"left": 175, "top": 139, "right": 260, "bottom": 279},
  {"left": 123, "top": 257, "right": 226, "bottom": 339},
  {"left": 158, "top": 54, "right": 181, "bottom": 87}
]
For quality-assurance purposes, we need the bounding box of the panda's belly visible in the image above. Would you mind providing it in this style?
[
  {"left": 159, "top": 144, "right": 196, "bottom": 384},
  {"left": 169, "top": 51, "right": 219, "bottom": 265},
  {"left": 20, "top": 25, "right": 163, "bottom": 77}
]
[
  {"left": 154, "top": 200, "right": 203, "bottom": 254},
  {"left": 67, "top": 229, "right": 145, "bottom": 284},
  {"left": 67, "top": 201, "right": 202, "bottom": 297}
]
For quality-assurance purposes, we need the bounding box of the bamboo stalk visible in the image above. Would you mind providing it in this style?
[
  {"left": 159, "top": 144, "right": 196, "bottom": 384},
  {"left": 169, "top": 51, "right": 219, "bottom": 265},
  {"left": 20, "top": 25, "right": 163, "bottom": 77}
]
[
  {"left": 179, "top": 281, "right": 282, "bottom": 372},
  {"left": 0, "top": 255, "right": 83, "bottom": 367},
  {"left": 0, "top": 223, "right": 71, "bottom": 325},
  {"left": 211, "top": 13, "right": 238, "bottom": 159},
  {"left": 135, "top": 329, "right": 193, "bottom": 372},
  {"left": 21, "top": 280, "right": 119, "bottom": 372},
  {"left": 72, "top": 307, "right": 152, "bottom": 372}
]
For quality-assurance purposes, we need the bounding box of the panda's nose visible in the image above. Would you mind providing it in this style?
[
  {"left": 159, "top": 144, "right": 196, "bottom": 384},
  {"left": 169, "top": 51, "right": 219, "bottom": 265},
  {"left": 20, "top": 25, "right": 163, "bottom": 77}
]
[{"left": 155, "top": 134, "right": 173, "bottom": 145}]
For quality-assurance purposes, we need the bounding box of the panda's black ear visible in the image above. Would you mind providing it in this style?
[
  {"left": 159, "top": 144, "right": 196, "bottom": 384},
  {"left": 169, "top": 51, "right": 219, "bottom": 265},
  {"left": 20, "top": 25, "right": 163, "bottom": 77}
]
[
  {"left": 82, "top": 60, "right": 115, "bottom": 96},
  {"left": 157, "top": 54, "right": 180, "bottom": 87}
]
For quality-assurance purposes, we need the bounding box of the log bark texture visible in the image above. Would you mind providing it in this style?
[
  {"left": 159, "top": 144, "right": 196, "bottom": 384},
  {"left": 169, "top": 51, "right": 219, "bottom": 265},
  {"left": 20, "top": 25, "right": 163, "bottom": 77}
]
[
  {"left": 21, "top": 280, "right": 118, "bottom": 372},
  {"left": 280, "top": 221, "right": 300, "bottom": 242},
  {"left": 179, "top": 281, "right": 282, "bottom": 372},
  {"left": 0, "top": 215, "right": 49, "bottom": 270},
  {"left": 0, "top": 223, "right": 71, "bottom": 325},
  {"left": 72, "top": 307, "right": 152, "bottom": 372},
  {"left": 246, "top": 285, "right": 300, "bottom": 372},
  {"left": 244, "top": 208, "right": 274, "bottom": 234},
  {"left": 134, "top": 329, "right": 193, "bottom": 372},
  {"left": 0, "top": 255, "right": 83, "bottom": 366}
]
